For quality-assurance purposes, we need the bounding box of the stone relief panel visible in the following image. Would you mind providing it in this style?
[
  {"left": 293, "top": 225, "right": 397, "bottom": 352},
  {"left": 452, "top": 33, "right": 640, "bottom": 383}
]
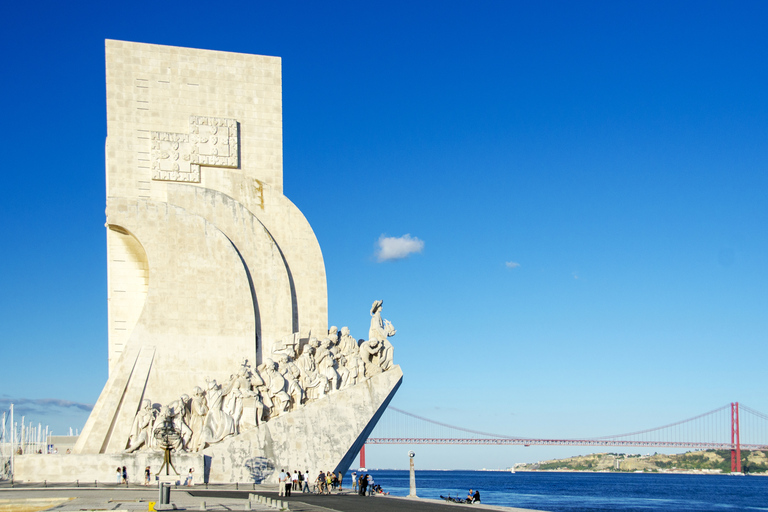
[
  {"left": 124, "top": 300, "right": 398, "bottom": 454},
  {"left": 151, "top": 116, "right": 239, "bottom": 183}
]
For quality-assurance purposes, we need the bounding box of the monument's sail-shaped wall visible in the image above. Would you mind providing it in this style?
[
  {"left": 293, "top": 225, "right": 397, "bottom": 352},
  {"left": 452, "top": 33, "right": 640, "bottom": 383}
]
[{"left": 75, "top": 41, "right": 331, "bottom": 454}]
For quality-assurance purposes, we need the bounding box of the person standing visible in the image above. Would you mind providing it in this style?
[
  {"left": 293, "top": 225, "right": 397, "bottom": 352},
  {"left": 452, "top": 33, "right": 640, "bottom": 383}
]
[
  {"left": 122, "top": 466, "right": 128, "bottom": 485},
  {"left": 359, "top": 474, "right": 367, "bottom": 496},
  {"left": 366, "top": 474, "right": 374, "bottom": 495},
  {"left": 351, "top": 471, "right": 357, "bottom": 493},
  {"left": 285, "top": 471, "right": 292, "bottom": 497},
  {"left": 296, "top": 470, "right": 303, "bottom": 492},
  {"left": 144, "top": 466, "right": 151, "bottom": 485},
  {"left": 278, "top": 469, "right": 286, "bottom": 496},
  {"left": 116, "top": 467, "right": 122, "bottom": 484},
  {"left": 338, "top": 471, "right": 343, "bottom": 491}
]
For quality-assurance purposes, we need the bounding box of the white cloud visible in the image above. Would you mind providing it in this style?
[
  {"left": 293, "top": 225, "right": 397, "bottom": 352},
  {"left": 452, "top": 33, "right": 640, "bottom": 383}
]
[
  {"left": 376, "top": 234, "right": 424, "bottom": 262},
  {"left": 505, "top": 261, "right": 520, "bottom": 269}
]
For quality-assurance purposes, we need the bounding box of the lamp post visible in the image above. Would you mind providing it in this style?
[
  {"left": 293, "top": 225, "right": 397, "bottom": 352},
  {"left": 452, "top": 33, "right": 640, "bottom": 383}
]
[{"left": 408, "top": 451, "right": 417, "bottom": 498}]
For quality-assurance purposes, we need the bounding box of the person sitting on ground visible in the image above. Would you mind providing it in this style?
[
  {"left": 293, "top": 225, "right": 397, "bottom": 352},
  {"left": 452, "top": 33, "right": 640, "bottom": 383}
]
[
  {"left": 467, "top": 489, "right": 474, "bottom": 503},
  {"left": 473, "top": 490, "right": 481, "bottom": 503}
]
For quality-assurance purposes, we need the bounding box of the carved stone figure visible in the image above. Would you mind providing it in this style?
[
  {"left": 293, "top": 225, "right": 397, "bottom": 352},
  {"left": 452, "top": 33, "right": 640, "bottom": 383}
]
[
  {"left": 277, "top": 354, "right": 305, "bottom": 409},
  {"left": 222, "top": 363, "right": 255, "bottom": 433},
  {"left": 202, "top": 379, "right": 235, "bottom": 448},
  {"left": 178, "top": 394, "right": 192, "bottom": 450},
  {"left": 339, "top": 326, "right": 358, "bottom": 356},
  {"left": 188, "top": 387, "right": 208, "bottom": 452},
  {"left": 337, "top": 354, "right": 351, "bottom": 389},
  {"left": 345, "top": 351, "right": 364, "bottom": 387},
  {"left": 261, "top": 359, "right": 291, "bottom": 415},
  {"left": 296, "top": 346, "right": 323, "bottom": 401},
  {"left": 317, "top": 338, "right": 340, "bottom": 393},
  {"left": 360, "top": 339, "right": 383, "bottom": 378},
  {"left": 369, "top": 300, "right": 396, "bottom": 372},
  {"left": 125, "top": 399, "right": 156, "bottom": 453},
  {"left": 328, "top": 326, "right": 339, "bottom": 345}
]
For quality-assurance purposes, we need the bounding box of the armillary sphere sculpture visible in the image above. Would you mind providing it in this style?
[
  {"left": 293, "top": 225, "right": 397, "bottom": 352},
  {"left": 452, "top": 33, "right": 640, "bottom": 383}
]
[{"left": 153, "top": 416, "right": 182, "bottom": 476}]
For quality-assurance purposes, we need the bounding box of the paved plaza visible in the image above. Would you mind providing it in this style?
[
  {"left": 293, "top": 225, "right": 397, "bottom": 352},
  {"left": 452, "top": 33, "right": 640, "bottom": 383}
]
[{"left": 0, "top": 484, "right": 546, "bottom": 512}]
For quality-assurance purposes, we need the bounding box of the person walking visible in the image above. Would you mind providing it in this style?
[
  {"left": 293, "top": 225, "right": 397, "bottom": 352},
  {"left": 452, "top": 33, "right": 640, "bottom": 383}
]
[
  {"left": 116, "top": 467, "right": 122, "bottom": 484},
  {"left": 302, "top": 470, "right": 310, "bottom": 493},
  {"left": 144, "top": 466, "right": 151, "bottom": 485},
  {"left": 122, "top": 466, "right": 128, "bottom": 485}
]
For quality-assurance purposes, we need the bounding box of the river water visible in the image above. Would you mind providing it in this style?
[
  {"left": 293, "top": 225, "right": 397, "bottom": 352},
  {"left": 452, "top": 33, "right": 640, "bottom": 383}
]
[{"left": 350, "top": 469, "right": 768, "bottom": 512}]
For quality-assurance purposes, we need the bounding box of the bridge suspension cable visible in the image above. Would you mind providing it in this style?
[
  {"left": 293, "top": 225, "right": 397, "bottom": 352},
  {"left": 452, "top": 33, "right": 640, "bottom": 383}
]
[{"left": 367, "top": 403, "right": 768, "bottom": 452}]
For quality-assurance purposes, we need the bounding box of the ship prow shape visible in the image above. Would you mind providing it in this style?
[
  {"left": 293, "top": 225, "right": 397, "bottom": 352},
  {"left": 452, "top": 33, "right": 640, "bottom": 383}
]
[{"left": 205, "top": 365, "right": 402, "bottom": 482}]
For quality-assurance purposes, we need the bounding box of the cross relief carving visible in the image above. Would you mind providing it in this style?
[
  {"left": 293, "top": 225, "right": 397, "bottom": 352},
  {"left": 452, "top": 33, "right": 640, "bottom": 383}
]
[{"left": 151, "top": 116, "right": 239, "bottom": 183}]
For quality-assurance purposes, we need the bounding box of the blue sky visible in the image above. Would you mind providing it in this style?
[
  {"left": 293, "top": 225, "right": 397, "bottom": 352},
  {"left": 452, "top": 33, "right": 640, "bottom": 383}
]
[{"left": 1, "top": 1, "right": 767, "bottom": 469}]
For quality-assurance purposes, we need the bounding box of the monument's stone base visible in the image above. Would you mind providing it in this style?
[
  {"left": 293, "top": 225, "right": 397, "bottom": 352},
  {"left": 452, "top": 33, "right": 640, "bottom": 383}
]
[
  {"left": 205, "top": 365, "right": 403, "bottom": 483},
  {"left": 13, "top": 366, "right": 402, "bottom": 484},
  {"left": 13, "top": 452, "right": 204, "bottom": 485}
]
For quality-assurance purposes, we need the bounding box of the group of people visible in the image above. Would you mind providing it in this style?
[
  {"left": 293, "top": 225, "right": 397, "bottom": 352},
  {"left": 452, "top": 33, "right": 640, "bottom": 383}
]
[
  {"left": 277, "top": 469, "right": 317, "bottom": 495},
  {"left": 277, "top": 469, "right": 348, "bottom": 495},
  {"left": 115, "top": 466, "right": 194, "bottom": 486},
  {"left": 115, "top": 466, "right": 127, "bottom": 485},
  {"left": 466, "top": 489, "right": 481, "bottom": 503},
  {"left": 124, "top": 302, "right": 398, "bottom": 455},
  {"left": 276, "top": 469, "right": 390, "bottom": 496},
  {"left": 350, "top": 471, "right": 386, "bottom": 495}
]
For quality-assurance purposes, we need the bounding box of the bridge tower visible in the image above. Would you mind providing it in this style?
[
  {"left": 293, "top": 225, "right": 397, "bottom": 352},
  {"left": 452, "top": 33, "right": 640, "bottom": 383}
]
[{"left": 731, "top": 402, "right": 741, "bottom": 473}]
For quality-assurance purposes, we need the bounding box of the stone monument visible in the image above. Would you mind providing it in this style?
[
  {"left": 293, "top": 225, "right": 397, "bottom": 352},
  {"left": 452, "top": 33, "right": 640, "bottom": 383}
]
[{"left": 13, "top": 40, "right": 402, "bottom": 484}]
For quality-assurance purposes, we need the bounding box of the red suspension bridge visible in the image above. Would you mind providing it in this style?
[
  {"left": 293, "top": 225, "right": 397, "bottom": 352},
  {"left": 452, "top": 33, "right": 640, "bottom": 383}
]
[{"left": 363, "top": 402, "right": 768, "bottom": 473}]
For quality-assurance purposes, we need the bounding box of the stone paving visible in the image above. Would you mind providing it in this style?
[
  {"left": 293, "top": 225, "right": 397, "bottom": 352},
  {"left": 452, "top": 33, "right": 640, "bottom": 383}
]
[{"left": 0, "top": 485, "right": 548, "bottom": 512}]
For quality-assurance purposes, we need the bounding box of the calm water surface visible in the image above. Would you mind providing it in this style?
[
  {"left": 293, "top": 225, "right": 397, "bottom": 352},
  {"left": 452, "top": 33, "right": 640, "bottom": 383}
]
[{"left": 346, "top": 470, "right": 768, "bottom": 512}]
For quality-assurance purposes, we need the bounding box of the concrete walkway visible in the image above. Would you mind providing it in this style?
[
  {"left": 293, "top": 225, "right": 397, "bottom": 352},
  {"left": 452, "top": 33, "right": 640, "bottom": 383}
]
[{"left": 0, "top": 485, "right": 548, "bottom": 512}]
